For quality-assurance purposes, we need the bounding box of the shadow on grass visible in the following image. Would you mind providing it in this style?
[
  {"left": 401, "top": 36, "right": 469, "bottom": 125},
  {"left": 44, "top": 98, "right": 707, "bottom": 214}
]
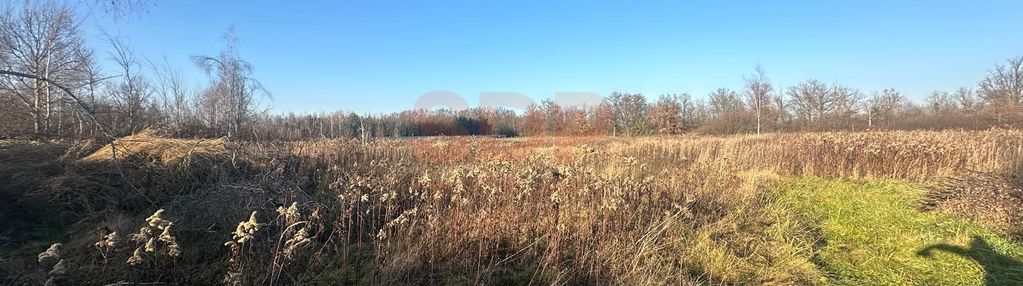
[{"left": 918, "top": 236, "right": 1023, "bottom": 286}]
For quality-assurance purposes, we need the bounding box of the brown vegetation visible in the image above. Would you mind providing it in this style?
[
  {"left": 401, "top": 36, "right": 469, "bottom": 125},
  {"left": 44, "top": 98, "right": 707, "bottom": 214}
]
[
  {"left": 923, "top": 171, "right": 1023, "bottom": 238},
  {"left": 3, "top": 129, "right": 1023, "bottom": 285}
]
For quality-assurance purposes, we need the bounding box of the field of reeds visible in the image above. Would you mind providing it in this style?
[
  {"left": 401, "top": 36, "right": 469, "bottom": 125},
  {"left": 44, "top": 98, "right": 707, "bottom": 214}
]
[{"left": 3, "top": 130, "right": 1023, "bottom": 285}]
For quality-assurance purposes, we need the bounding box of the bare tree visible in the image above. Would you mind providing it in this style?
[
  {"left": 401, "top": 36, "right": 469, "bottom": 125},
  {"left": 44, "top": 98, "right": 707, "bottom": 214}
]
[
  {"left": 830, "top": 84, "right": 862, "bottom": 129},
  {"left": 150, "top": 57, "right": 194, "bottom": 134},
  {"left": 604, "top": 92, "right": 650, "bottom": 136},
  {"left": 619, "top": 93, "right": 650, "bottom": 135},
  {"left": 0, "top": 1, "right": 91, "bottom": 137},
  {"left": 708, "top": 88, "right": 744, "bottom": 117},
  {"left": 955, "top": 87, "right": 978, "bottom": 113},
  {"left": 105, "top": 33, "right": 152, "bottom": 134},
  {"left": 193, "top": 27, "right": 268, "bottom": 138},
  {"left": 692, "top": 97, "right": 710, "bottom": 127},
  {"left": 887, "top": 90, "right": 909, "bottom": 121},
  {"left": 704, "top": 88, "right": 747, "bottom": 133},
  {"left": 83, "top": 0, "right": 154, "bottom": 20},
  {"left": 605, "top": 92, "right": 625, "bottom": 136},
  {"left": 787, "top": 79, "right": 832, "bottom": 125},
  {"left": 925, "top": 91, "right": 957, "bottom": 114},
  {"left": 744, "top": 65, "right": 773, "bottom": 134},
  {"left": 772, "top": 88, "right": 789, "bottom": 127},
  {"left": 674, "top": 93, "right": 697, "bottom": 131},
  {"left": 865, "top": 88, "right": 905, "bottom": 128},
  {"left": 978, "top": 57, "right": 1023, "bottom": 125},
  {"left": 865, "top": 92, "right": 879, "bottom": 128}
]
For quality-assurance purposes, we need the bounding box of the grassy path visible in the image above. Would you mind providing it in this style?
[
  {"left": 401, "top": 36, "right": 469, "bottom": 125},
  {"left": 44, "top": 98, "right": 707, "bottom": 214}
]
[{"left": 776, "top": 178, "right": 1023, "bottom": 285}]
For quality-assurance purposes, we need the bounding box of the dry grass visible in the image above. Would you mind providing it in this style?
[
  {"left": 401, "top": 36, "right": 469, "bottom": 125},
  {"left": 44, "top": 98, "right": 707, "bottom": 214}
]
[
  {"left": 81, "top": 131, "right": 229, "bottom": 166},
  {"left": 3, "top": 130, "right": 1023, "bottom": 285},
  {"left": 408, "top": 129, "right": 1023, "bottom": 181},
  {"left": 923, "top": 172, "right": 1023, "bottom": 238}
]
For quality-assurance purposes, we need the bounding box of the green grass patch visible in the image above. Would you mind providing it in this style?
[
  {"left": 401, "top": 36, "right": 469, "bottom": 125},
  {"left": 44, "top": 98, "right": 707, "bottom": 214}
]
[{"left": 776, "top": 178, "right": 1023, "bottom": 286}]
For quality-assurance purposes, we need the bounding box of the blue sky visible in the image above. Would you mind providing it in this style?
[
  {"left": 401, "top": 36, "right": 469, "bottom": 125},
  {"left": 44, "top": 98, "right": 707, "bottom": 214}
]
[{"left": 77, "top": 0, "right": 1023, "bottom": 114}]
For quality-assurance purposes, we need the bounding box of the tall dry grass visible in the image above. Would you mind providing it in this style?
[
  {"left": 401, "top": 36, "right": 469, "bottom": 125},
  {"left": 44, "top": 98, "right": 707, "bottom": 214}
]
[
  {"left": 4, "top": 129, "right": 1023, "bottom": 285},
  {"left": 409, "top": 129, "right": 1023, "bottom": 181}
]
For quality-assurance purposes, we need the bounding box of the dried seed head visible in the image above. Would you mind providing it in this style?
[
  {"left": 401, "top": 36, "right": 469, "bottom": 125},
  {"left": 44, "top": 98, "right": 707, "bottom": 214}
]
[
  {"left": 127, "top": 247, "right": 145, "bottom": 266},
  {"left": 277, "top": 202, "right": 300, "bottom": 222},
  {"left": 230, "top": 211, "right": 262, "bottom": 245},
  {"left": 144, "top": 238, "right": 156, "bottom": 253},
  {"left": 95, "top": 232, "right": 119, "bottom": 250},
  {"left": 37, "top": 243, "right": 61, "bottom": 267}
]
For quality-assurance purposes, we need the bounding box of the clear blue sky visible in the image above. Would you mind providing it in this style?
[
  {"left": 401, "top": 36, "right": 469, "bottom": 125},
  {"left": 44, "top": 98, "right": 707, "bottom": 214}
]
[{"left": 77, "top": 0, "right": 1023, "bottom": 114}]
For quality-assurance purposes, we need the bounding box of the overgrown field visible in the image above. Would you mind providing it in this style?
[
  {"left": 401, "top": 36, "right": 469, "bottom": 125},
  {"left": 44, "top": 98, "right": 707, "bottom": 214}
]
[{"left": 3, "top": 130, "right": 1023, "bottom": 285}]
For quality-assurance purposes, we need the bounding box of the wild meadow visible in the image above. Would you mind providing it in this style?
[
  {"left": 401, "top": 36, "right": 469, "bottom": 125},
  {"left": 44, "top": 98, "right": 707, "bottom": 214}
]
[
  {"left": 3, "top": 0, "right": 1023, "bottom": 285},
  {"left": 3, "top": 130, "right": 1023, "bottom": 285}
]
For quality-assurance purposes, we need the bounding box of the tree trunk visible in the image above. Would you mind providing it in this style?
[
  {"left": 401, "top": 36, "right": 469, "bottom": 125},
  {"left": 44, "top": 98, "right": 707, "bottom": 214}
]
[
  {"left": 44, "top": 53, "right": 52, "bottom": 136},
  {"left": 33, "top": 78, "right": 41, "bottom": 137},
  {"left": 756, "top": 109, "right": 762, "bottom": 135}
]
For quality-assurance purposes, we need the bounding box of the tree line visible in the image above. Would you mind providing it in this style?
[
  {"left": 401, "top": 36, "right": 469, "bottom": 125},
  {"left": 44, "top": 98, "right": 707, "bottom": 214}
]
[{"left": 2, "top": 1, "right": 1023, "bottom": 141}]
